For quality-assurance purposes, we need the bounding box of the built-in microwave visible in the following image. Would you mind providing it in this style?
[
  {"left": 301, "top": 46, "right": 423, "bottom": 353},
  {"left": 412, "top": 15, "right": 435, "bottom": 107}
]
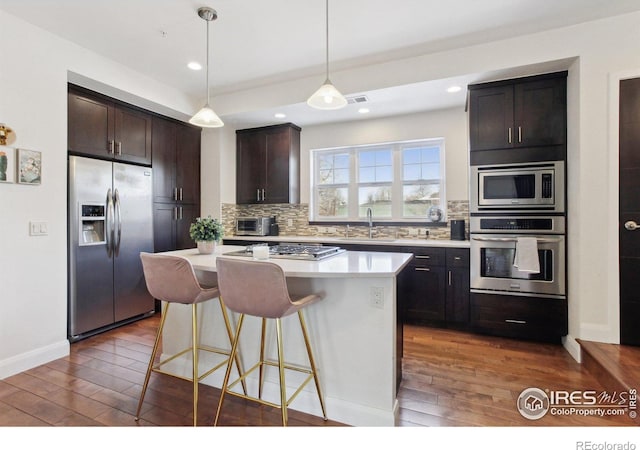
[
  {"left": 470, "top": 160, "right": 564, "bottom": 213},
  {"left": 235, "top": 217, "right": 272, "bottom": 236}
]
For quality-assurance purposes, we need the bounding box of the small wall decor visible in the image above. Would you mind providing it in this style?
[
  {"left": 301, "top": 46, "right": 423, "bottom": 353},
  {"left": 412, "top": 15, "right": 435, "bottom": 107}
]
[
  {"left": 0, "top": 147, "right": 16, "bottom": 183},
  {"left": 16, "top": 148, "right": 41, "bottom": 185},
  {"left": 0, "top": 124, "right": 15, "bottom": 146}
]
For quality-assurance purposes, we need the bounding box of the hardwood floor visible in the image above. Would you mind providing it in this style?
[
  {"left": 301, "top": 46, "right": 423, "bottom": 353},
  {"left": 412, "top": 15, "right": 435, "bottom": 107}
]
[{"left": 0, "top": 314, "right": 636, "bottom": 427}]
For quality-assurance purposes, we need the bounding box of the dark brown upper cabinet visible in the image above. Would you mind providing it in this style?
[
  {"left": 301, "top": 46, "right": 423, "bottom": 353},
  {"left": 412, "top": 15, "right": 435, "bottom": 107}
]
[
  {"left": 68, "top": 86, "right": 152, "bottom": 165},
  {"left": 468, "top": 72, "right": 567, "bottom": 164},
  {"left": 236, "top": 123, "right": 300, "bottom": 204}
]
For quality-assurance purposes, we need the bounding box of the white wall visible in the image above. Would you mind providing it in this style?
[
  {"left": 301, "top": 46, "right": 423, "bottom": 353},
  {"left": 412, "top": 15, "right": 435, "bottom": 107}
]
[{"left": 2, "top": 7, "right": 640, "bottom": 377}]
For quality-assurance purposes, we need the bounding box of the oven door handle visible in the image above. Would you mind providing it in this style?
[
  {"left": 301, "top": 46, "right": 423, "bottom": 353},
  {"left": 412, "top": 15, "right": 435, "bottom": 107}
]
[{"left": 471, "top": 237, "right": 562, "bottom": 244}]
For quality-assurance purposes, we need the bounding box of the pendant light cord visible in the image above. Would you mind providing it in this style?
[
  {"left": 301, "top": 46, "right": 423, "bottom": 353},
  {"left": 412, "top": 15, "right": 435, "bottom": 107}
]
[
  {"left": 325, "top": 0, "right": 329, "bottom": 81},
  {"left": 206, "top": 16, "right": 211, "bottom": 105}
]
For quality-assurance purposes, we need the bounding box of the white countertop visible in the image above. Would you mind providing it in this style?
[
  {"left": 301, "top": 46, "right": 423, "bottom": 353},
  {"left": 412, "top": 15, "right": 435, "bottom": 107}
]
[
  {"left": 164, "top": 245, "right": 413, "bottom": 278},
  {"left": 223, "top": 234, "right": 470, "bottom": 248}
]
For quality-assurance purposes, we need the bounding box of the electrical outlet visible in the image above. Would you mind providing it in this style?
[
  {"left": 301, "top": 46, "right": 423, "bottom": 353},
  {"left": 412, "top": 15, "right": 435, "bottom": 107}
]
[
  {"left": 370, "top": 286, "right": 384, "bottom": 309},
  {"left": 287, "top": 219, "right": 293, "bottom": 227},
  {"left": 409, "top": 228, "right": 419, "bottom": 236}
]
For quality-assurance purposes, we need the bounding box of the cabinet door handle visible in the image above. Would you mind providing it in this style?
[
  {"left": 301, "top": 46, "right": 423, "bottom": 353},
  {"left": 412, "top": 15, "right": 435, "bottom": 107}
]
[
  {"left": 116, "top": 141, "right": 122, "bottom": 155},
  {"left": 518, "top": 126, "right": 522, "bottom": 143},
  {"left": 179, "top": 188, "right": 183, "bottom": 201},
  {"left": 257, "top": 189, "right": 261, "bottom": 202},
  {"left": 508, "top": 127, "right": 512, "bottom": 144},
  {"left": 179, "top": 206, "right": 183, "bottom": 220},
  {"left": 415, "top": 255, "right": 431, "bottom": 259},
  {"left": 262, "top": 189, "right": 266, "bottom": 201},
  {"left": 454, "top": 256, "right": 461, "bottom": 260},
  {"left": 108, "top": 140, "right": 115, "bottom": 154},
  {"left": 173, "top": 206, "right": 178, "bottom": 221},
  {"left": 415, "top": 267, "right": 430, "bottom": 272},
  {"left": 448, "top": 270, "right": 452, "bottom": 286},
  {"left": 174, "top": 187, "right": 178, "bottom": 201},
  {"left": 505, "top": 319, "right": 527, "bottom": 324}
]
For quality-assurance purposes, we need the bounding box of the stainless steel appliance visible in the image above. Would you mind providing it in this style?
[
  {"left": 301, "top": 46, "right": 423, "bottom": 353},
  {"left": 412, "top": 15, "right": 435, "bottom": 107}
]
[
  {"left": 469, "top": 216, "right": 565, "bottom": 298},
  {"left": 470, "top": 160, "right": 564, "bottom": 213},
  {"left": 235, "top": 217, "right": 272, "bottom": 236},
  {"left": 223, "top": 243, "right": 345, "bottom": 260},
  {"left": 68, "top": 156, "right": 154, "bottom": 342}
]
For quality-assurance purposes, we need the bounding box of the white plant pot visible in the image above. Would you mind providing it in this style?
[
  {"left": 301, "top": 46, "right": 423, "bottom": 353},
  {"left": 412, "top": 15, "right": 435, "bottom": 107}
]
[{"left": 197, "top": 241, "right": 217, "bottom": 254}]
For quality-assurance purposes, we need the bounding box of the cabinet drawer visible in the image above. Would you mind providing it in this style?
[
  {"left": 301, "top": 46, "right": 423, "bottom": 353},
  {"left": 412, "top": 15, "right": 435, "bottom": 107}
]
[
  {"left": 408, "top": 247, "right": 445, "bottom": 266},
  {"left": 470, "top": 292, "right": 567, "bottom": 342},
  {"left": 446, "top": 248, "right": 469, "bottom": 268}
]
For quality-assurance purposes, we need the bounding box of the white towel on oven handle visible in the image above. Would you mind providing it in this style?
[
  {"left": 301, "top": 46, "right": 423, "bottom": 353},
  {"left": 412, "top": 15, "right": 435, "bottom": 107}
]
[{"left": 513, "top": 236, "right": 540, "bottom": 274}]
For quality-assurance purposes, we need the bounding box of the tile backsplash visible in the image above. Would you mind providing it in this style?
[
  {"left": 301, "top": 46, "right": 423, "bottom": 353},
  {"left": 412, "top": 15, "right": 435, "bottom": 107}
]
[{"left": 222, "top": 201, "right": 469, "bottom": 240}]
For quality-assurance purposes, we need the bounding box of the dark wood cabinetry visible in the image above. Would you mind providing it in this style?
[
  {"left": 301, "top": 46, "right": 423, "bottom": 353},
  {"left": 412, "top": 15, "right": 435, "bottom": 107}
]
[
  {"left": 68, "top": 86, "right": 152, "bottom": 165},
  {"left": 400, "top": 247, "right": 470, "bottom": 326},
  {"left": 236, "top": 123, "right": 300, "bottom": 204},
  {"left": 470, "top": 292, "right": 567, "bottom": 343},
  {"left": 468, "top": 72, "right": 567, "bottom": 164},
  {"left": 151, "top": 116, "right": 201, "bottom": 251}
]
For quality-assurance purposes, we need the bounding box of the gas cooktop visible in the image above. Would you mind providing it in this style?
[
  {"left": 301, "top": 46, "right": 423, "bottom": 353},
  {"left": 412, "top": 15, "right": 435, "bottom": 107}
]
[{"left": 223, "top": 244, "right": 345, "bottom": 261}]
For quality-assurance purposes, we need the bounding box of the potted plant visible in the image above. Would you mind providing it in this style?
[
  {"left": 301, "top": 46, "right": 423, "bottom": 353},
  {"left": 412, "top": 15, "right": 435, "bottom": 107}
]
[{"left": 189, "top": 216, "right": 224, "bottom": 254}]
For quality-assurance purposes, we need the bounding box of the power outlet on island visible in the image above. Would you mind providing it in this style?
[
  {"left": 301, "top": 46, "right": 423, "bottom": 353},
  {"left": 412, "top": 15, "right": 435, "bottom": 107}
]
[{"left": 370, "top": 286, "right": 384, "bottom": 309}]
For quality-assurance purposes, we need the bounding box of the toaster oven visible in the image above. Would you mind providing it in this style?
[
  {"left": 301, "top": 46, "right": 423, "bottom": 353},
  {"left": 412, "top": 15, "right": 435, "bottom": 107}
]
[{"left": 235, "top": 217, "right": 272, "bottom": 236}]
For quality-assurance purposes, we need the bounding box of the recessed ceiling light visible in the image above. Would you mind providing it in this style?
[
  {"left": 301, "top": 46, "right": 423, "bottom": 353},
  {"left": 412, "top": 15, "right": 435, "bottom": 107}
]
[
  {"left": 358, "top": 108, "right": 370, "bottom": 114},
  {"left": 447, "top": 85, "right": 462, "bottom": 93},
  {"left": 274, "top": 113, "right": 286, "bottom": 119},
  {"left": 188, "top": 61, "right": 202, "bottom": 71}
]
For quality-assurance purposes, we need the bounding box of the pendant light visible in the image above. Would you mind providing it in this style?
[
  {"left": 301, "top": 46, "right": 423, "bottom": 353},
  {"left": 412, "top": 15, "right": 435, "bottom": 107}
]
[
  {"left": 307, "top": 0, "right": 347, "bottom": 110},
  {"left": 189, "top": 7, "right": 224, "bottom": 128}
]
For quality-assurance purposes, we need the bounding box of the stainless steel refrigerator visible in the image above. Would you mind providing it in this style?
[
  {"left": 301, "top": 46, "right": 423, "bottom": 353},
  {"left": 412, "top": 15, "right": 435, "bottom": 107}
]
[{"left": 68, "top": 155, "right": 154, "bottom": 342}]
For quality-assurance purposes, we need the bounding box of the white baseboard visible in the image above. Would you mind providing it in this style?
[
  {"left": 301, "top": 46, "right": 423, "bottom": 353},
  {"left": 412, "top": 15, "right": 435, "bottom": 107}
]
[
  {"left": 0, "top": 340, "right": 70, "bottom": 380},
  {"left": 562, "top": 333, "right": 581, "bottom": 363}
]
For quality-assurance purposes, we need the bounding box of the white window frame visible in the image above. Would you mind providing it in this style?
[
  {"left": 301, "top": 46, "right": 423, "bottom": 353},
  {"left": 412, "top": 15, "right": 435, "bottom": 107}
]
[{"left": 311, "top": 138, "right": 446, "bottom": 222}]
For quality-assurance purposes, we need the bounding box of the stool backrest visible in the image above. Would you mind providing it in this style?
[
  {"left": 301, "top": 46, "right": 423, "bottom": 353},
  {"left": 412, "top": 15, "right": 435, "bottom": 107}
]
[
  {"left": 140, "top": 252, "right": 207, "bottom": 304},
  {"left": 216, "top": 257, "right": 294, "bottom": 318}
]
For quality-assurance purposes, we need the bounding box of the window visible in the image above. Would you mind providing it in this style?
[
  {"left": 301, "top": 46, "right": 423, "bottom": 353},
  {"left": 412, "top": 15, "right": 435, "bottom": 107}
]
[{"left": 311, "top": 138, "right": 445, "bottom": 221}]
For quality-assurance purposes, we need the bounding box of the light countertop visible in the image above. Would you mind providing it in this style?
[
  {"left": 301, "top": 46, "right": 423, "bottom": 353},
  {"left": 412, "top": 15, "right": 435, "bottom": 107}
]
[
  {"left": 223, "top": 234, "right": 470, "bottom": 248},
  {"left": 163, "top": 245, "right": 413, "bottom": 279}
]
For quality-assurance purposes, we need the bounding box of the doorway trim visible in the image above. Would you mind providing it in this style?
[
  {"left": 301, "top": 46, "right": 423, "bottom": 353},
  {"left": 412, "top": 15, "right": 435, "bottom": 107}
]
[{"left": 607, "top": 68, "right": 640, "bottom": 344}]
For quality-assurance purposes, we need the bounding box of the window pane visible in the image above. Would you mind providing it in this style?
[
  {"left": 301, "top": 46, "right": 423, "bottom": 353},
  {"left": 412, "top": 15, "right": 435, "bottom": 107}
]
[
  {"left": 358, "top": 149, "right": 392, "bottom": 183},
  {"left": 317, "top": 152, "right": 350, "bottom": 184},
  {"left": 402, "top": 146, "right": 441, "bottom": 182},
  {"left": 359, "top": 186, "right": 392, "bottom": 217},
  {"left": 403, "top": 184, "right": 440, "bottom": 217},
  {"left": 403, "top": 148, "right": 421, "bottom": 164},
  {"left": 403, "top": 164, "right": 421, "bottom": 181},
  {"left": 317, "top": 187, "right": 348, "bottom": 218},
  {"left": 421, "top": 163, "right": 440, "bottom": 180}
]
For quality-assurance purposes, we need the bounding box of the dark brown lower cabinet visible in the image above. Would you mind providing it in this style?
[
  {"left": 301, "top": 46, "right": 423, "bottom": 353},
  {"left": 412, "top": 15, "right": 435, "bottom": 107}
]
[{"left": 470, "top": 292, "right": 568, "bottom": 343}]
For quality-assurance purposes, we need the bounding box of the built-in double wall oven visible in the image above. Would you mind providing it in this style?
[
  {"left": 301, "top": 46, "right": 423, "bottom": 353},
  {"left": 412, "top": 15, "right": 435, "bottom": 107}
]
[{"left": 469, "top": 160, "right": 566, "bottom": 299}]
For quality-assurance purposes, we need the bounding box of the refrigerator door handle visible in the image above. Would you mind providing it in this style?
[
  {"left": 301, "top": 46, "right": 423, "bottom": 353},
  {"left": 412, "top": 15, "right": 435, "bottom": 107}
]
[
  {"left": 106, "top": 188, "right": 115, "bottom": 257},
  {"left": 114, "top": 188, "right": 122, "bottom": 256}
]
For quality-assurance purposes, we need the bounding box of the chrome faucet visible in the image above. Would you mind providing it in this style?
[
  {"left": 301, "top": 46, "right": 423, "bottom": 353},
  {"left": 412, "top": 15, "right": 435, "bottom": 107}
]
[{"left": 366, "top": 207, "right": 373, "bottom": 239}]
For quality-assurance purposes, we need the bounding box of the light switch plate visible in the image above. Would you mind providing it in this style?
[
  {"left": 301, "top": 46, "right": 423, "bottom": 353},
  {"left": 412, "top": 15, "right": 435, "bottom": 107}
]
[{"left": 29, "top": 221, "right": 48, "bottom": 236}]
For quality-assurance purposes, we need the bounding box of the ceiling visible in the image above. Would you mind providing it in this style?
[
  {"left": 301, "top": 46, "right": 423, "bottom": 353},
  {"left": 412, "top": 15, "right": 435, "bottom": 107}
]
[{"left": 2, "top": 0, "right": 640, "bottom": 127}]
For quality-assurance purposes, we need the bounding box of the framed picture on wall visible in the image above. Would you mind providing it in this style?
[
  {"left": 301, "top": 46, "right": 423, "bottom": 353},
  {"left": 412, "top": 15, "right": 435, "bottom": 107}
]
[
  {"left": 0, "top": 147, "right": 16, "bottom": 183},
  {"left": 16, "top": 148, "right": 42, "bottom": 185}
]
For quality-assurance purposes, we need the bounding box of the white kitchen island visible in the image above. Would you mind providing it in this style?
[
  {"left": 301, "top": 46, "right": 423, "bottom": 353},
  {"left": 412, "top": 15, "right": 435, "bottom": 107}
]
[{"left": 157, "top": 245, "right": 412, "bottom": 426}]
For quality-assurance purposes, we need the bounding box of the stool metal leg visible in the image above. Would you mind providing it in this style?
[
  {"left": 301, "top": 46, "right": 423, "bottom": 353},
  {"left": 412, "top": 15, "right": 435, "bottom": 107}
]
[
  {"left": 298, "top": 310, "right": 328, "bottom": 420},
  {"left": 258, "top": 317, "right": 267, "bottom": 399},
  {"left": 135, "top": 302, "right": 170, "bottom": 421},
  {"left": 219, "top": 298, "right": 247, "bottom": 395},
  {"left": 191, "top": 303, "right": 199, "bottom": 426},
  {"left": 275, "top": 318, "right": 288, "bottom": 426},
  {"left": 214, "top": 313, "right": 245, "bottom": 426}
]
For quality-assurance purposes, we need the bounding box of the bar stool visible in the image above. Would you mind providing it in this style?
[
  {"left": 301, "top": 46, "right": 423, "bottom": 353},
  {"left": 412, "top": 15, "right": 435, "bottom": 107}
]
[
  {"left": 213, "top": 257, "right": 327, "bottom": 426},
  {"left": 136, "top": 252, "right": 245, "bottom": 426}
]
